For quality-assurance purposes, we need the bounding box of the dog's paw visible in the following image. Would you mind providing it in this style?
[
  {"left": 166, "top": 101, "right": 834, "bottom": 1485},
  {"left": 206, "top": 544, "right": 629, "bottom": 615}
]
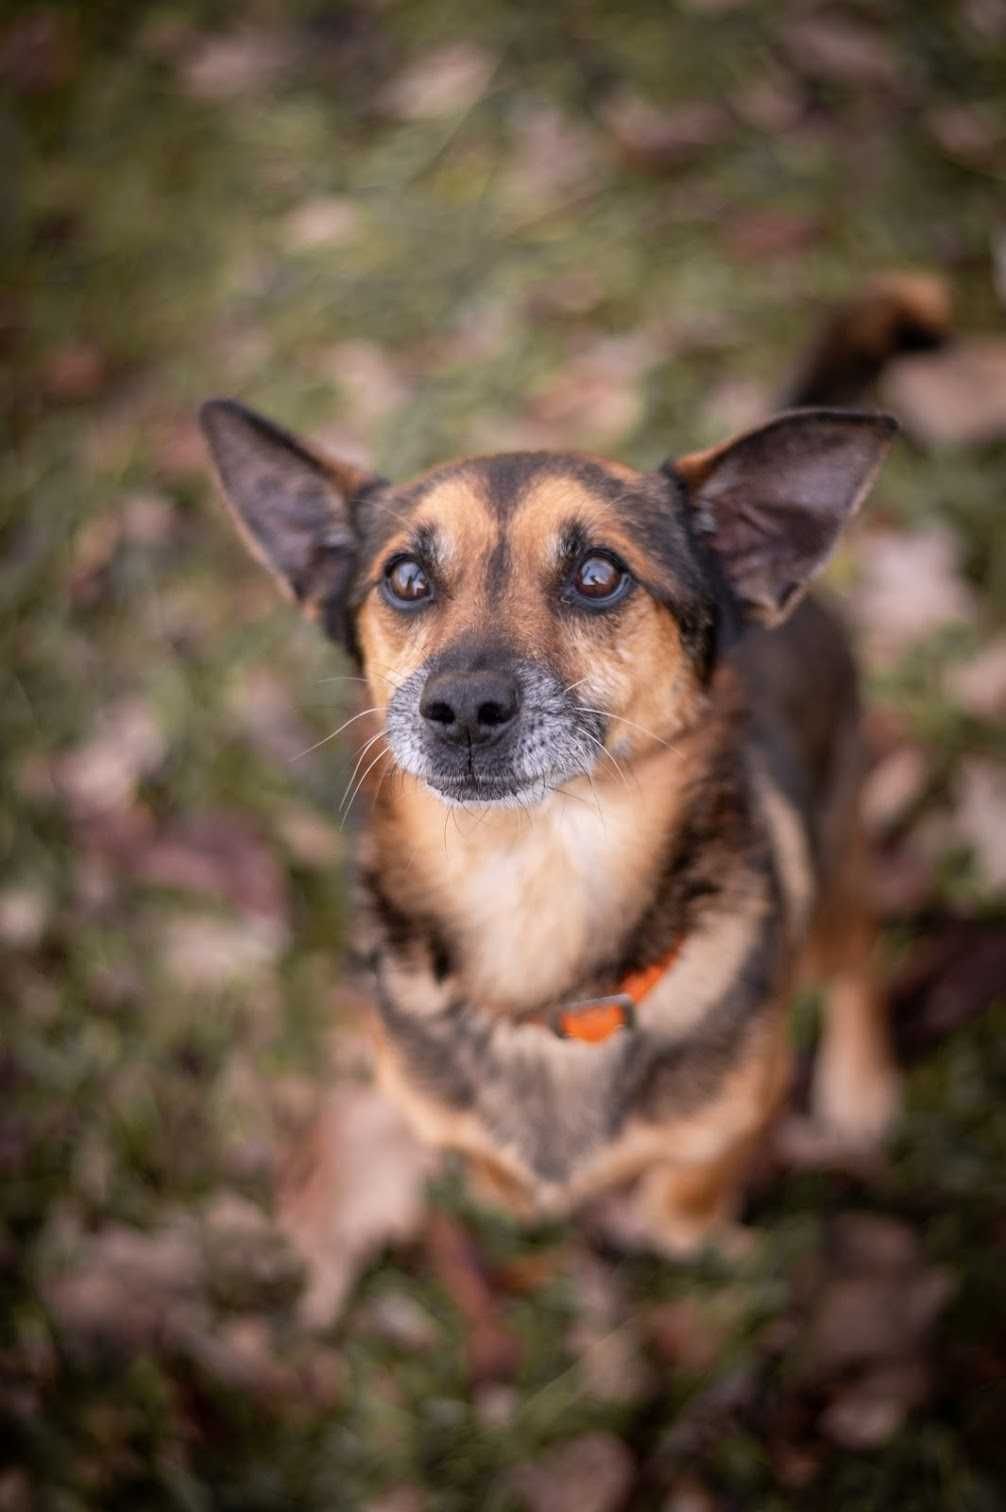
[
  {"left": 655, "top": 1215, "right": 758, "bottom": 1265},
  {"left": 811, "top": 1055, "right": 900, "bottom": 1152}
]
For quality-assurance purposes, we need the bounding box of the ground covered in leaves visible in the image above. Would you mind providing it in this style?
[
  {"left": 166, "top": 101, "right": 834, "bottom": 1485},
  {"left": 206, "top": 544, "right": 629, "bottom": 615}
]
[{"left": 3, "top": 2, "right": 1006, "bottom": 1508}]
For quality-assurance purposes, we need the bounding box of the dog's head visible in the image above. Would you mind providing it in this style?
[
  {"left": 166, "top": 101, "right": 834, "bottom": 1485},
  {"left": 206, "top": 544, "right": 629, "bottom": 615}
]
[{"left": 200, "top": 401, "right": 895, "bottom": 806}]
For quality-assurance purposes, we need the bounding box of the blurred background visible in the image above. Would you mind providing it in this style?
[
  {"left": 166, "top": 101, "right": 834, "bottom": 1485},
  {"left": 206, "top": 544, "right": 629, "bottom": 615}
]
[{"left": 3, "top": 2, "right": 1006, "bottom": 1508}]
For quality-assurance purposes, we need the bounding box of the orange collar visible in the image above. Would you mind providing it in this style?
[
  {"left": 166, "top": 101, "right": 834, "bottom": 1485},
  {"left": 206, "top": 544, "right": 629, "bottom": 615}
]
[{"left": 547, "top": 940, "right": 683, "bottom": 1045}]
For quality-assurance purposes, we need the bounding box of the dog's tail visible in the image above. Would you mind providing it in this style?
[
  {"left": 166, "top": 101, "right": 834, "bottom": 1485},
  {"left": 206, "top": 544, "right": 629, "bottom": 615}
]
[{"left": 783, "top": 270, "right": 952, "bottom": 409}]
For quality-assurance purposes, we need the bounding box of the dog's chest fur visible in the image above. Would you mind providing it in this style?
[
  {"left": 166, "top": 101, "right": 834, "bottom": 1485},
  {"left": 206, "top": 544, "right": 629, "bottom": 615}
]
[
  {"left": 365, "top": 721, "right": 794, "bottom": 1195},
  {"left": 423, "top": 788, "right": 664, "bottom": 1010}
]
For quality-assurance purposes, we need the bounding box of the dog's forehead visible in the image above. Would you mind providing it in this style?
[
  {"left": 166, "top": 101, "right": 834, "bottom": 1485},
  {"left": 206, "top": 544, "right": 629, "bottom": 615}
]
[{"left": 401, "top": 451, "right": 650, "bottom": 539}]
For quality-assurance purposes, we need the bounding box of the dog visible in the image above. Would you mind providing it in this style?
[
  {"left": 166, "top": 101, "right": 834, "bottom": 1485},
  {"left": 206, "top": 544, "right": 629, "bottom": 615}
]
[{"left": 199, "top": 295, "right": 922, "bottom": 1259}]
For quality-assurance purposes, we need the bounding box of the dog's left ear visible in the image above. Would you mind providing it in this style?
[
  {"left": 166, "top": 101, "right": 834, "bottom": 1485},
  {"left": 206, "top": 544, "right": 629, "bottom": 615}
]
[
  {"left": 199, "top": 398, "right": 383, "bottom": 643},
  {"left": 669, "top": 408, "right": 897, "bottom": 627}
]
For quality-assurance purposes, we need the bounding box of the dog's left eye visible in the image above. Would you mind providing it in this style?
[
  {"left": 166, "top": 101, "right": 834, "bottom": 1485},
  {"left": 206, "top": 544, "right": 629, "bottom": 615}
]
[
  {"left": 383, "top": 555, "right": 432, "bottom": 605},
  {"left": 569, "top": 553, "right": 631, "bottom": 607}
]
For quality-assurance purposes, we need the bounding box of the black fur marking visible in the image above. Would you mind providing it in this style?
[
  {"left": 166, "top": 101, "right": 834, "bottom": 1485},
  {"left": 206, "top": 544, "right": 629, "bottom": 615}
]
[{"left": 484, "top": 533, "right": 512, "bottom": 602}]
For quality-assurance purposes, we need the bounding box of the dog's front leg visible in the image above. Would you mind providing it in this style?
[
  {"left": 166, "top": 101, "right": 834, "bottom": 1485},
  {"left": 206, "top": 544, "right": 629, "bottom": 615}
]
[
  {"left": 633, "top": 1008, "right": 792, "bottom": 1261},
  {"left": 635, "top": 1137, "right": 762, "bottom": 1261}
]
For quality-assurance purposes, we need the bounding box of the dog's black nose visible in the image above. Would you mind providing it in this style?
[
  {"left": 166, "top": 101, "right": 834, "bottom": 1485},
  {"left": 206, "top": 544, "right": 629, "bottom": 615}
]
[{"left": 420, "top": 669, "right": 520, "bottom": 748}]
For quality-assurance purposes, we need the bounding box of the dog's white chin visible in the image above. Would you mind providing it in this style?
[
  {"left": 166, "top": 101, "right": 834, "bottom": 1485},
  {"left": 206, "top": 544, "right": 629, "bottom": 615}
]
[{"left": 421, "top": 776, "right": 555, "bottom": 809}]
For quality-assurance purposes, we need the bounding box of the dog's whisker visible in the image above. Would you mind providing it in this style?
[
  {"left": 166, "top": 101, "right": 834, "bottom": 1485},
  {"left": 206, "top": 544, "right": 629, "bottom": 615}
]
[
  {"left": 576, "top": 706, "right": 673, "bottom": 751},
  {"left": 339, "top": 744, "right": 393, "bottom": 828},
  {"left": 293, "top": 706, "right": 383, "bottom": 761},
  {"left": 338, "top": 727, "right": 389, "bottom": 809},
  {"left": 373, "top": 752, "right": 397, "bottom": 806},
  {"left": 577, "top": 727, "right": 632, "bottom": 790}
]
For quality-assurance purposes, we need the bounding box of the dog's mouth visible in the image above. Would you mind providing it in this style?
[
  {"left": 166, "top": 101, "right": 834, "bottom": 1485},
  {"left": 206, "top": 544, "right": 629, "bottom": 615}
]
[
  {"left": 419, "top": 768, "right": 561, "bottom": 808},
  {"left": 381, "top": 658, "right": 606, "bottom": 809}
]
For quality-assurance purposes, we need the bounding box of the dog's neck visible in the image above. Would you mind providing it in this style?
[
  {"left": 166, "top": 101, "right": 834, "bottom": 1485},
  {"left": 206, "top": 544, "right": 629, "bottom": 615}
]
[{"left": 368, "top": 693, "right": 747, "bottom": 1016}]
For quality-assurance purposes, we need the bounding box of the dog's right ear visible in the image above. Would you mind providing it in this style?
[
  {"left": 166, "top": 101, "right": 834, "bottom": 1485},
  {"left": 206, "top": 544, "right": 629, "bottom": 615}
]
[{"left": 199, "top": 398, "right": 382, "bottom": 642}]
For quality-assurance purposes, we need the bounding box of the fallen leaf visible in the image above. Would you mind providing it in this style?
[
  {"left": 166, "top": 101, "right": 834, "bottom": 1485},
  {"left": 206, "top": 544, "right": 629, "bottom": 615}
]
[
  {"left": 0, "top": 1469, "right": 31, "bottom": 1512},
  {"left": 359, "top": 1289, "right": 439, "bottom": 1352},
  {"left": 0, "top": 883, "right": 50, "bottom": 949},
  {"left": 380, "top": 42, "right": 495, "bottom": 120},
  {"left": 926, "top": 101, "right": 1005, "bottom": 167},
  {"left": 226, "top": 667, "right": 320, "bottom": 768},
  {"left": 40, "top": 342, "right": 108, "bottom": 402},
  {"left": 568, "top": 1252, "right": 651, "bottom": 1403},
  {"left": 121, "top": 490, "right": 177, "bottom": 546},
  {"left": 945, "top": 637, "right": 1006, "bottom": 720},
  {"left": 952, "top": 758, "right": 1006, "bottom": 891},
  {"left": 475, "top": 1382, "right": 517, "bottom": 1429},
  {"left": 861, "top": 746, "right": 929, "bottom": 837},
  {"left": 188, "top": 1315, "right": 299, "bottom": 1398},
  {"left": 424, "top": 1210, "right": 521, "bottom": 1383},
  {"left": 733, "top": 75, "right": 805, "bottom": 133},
  {"left": 179, "top": 27, "right": 297, "bottom": 100},
  {"left": 799, "top": 1267, "right": 952, "bottom": 1378},
  {"left": 782, "top": 14, "right": 900, "bottom": 89},
  {"left": 829, "top": 1212, "right": 921, "bottom": 1274},
  {"left": 882, "top": 340, "right": 1006, "bottom": 446},
  {"left": 42, "top": 1219, "right": 204, "bottom": 1355},
  {"left": 701, "top": 376, "right": 772, "bottom": 438},
  {"left": 603, "top": 93, "right": 729, "bottom": 171},
  {"left": 150, "top": 412, "right": 209, "bottom": 479},
  {"left": 723, "top": 209, "right": 821, "bottom": 262},
  {"left": 994, "top": 225, "right": 1006, "bottom": 312},
  {"left": 660, "top": 1474, "right": 721, "bottom": 1512},
  {"left": 508, "top": 1432, "right": 634, "bottom": 1512},
  {"left": 56, "top": 697, "right": 165, "bottom": 817},
  {"left": 525, "top": 271, "right": 604, "bottom": 318},
  {"left": 278, "top": 1082, "right": 435, "bottom": 1327},
  {"left": 0, "top": 9, "right": 77, "bottom": 93},
  {"left": 282, "top": 196, "right": 363, "bottom": 252},
  {"left": 819, "top": 1359, "right": 931, "bottom": 1448},
  {"left": 276, "top": 803, "right": 344, "bottom": 868},
  {"left": 850, "top": 527, "right": 976, "bottom": 667},
  {"left": 316, "top": 339, "right": 411, "bottom": 431},
  {"left": 158, "top": 915, "right": 284, "bottom": 989},
  {"left": 960, "top": 0, "right": 1006, "bottom": 40},
  {"left": 133, "top": 811, "right": 289, "bottom": 925},
  {"left": 502, "top": 105, "right": 604, "bottom": 218},
  {"left": 201, "top": 1192, "right": 303, "bottom": 1312},
  {"left": 645, "top": 1294, "right": 740, "bottom": 1376},
  {"left": 530, "top": 334, "right": 655, "bottom": 445},
  {"left": 365, "top": 1488, "right": 427, "bottom": 1512}
]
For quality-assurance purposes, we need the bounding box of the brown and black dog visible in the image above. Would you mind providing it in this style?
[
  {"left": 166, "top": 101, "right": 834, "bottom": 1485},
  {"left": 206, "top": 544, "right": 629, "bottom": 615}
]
[{"left": 199, "top": 297, "right": 922, "bottom": 1257}]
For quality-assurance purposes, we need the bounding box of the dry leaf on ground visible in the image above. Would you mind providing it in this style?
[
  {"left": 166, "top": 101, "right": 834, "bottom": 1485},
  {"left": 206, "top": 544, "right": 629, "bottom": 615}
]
[
  {"left": 380, "top": 42, "right": 495, "bottom": 120},
  {"left": 502, "top": 105, "right": 605, "bottom": 218},
  {"left": 945, "top": 636, "right": 1006, "bottom": 720},
  {"left": 133, "top": 810, "right": 289, "bottom": 925},
  {"left": 278, "top": 1082, "right": 435, "bottom": 1328},
  {"left": 56, "top": 697, "right": 165, "bottom": 818},
  {"left": 567, "top": 1251, "right": 651, "bottom": 1403},
  {"left": 850, "top": 527, "right": 976, "bottom": 667},
  {"left": 179, "top": 28, "right": 297, "bottom": 99},
  {"left": 603, "top": 93, "right": 729, "bottom": 171},
  {"left": 508, "top": 1432, "right": 634, "bottom": 1512},
  {"left": 283, "top": 197, "right": 363, "bottom": 252},
  {"left": 882, "top": 340, "right": 1006, "bottom": 446},
  {"left": 952, "top": 759, "right": 1006, "bottom": 891},
  {"left": 781, "top": 15, "right": 900, "bottom": 89},
  {"left": 424, "top": 1210, "right": 521, "bottom": 1383}
]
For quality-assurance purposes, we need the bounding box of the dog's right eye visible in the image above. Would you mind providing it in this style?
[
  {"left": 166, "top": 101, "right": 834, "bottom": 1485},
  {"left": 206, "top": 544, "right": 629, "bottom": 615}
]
[{"left": 383, "top": 555, "right": 432, "bottom": 605}]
